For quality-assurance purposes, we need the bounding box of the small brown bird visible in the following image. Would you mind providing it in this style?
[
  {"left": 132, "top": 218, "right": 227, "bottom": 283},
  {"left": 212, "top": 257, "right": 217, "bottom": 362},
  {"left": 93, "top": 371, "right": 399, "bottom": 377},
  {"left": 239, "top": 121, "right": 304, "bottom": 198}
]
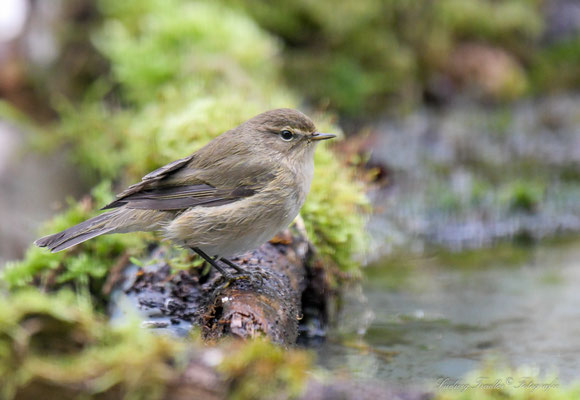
[{"left": 35, "top": 108, "right": 335, "bottom": 276}]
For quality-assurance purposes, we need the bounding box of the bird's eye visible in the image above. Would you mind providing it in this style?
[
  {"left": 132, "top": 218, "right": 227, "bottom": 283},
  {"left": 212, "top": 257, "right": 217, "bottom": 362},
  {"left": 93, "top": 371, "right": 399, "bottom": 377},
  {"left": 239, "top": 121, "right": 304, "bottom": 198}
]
[{"left": 280, "top": 130, "right": 294, "bottom": 141}]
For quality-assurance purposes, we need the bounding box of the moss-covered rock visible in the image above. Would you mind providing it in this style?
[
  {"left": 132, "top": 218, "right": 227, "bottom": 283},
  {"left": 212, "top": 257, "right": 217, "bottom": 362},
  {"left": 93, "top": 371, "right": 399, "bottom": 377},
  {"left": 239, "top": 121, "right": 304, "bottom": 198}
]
[
  {"left": 0, "top": 290, "right": 313, "bottom": 400},
  {"left": 0, "top": 290, "right": 184, "bottom": 399}
]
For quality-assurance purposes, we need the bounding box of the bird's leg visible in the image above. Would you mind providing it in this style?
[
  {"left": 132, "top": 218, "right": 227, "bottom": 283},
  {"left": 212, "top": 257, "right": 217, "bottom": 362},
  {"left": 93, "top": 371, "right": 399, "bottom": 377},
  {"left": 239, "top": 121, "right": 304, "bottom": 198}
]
[
  {"left": 192, "top": 248, "right": 263, "bottom": 288},
  {"left": 191, "top": 247, "right": 231, "bottom": 279}
]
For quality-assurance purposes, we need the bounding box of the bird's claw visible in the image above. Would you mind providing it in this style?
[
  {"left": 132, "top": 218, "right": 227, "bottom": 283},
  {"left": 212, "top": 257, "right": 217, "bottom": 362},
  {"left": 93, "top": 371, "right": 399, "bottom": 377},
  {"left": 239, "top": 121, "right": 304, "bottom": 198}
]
[{"left": 215, "top": 270, "right": 265, "bottom": 291}]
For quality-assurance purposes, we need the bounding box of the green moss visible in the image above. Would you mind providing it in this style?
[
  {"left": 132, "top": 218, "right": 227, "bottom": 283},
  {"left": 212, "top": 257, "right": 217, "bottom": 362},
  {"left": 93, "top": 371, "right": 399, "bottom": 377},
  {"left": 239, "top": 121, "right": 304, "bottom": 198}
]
[
  {"left": 500, "top": 180, "right": 545, "bottom": 213},
  {"left": 42, "top": 0, "right": 293, "bottom": 181},
  {"left": 0, "top": 290, "right": 185, "bottom": 399},
  {"left": 218, "top": 339, "right": 312, "bottom": 400},
  {"left": 531, "top": 37, "right": 580, "bottom": 93},
  {"left": 0, "top": 290, "right": 315, "bottom": 399},
  {"left": 226, "top": 0, "right": 544, "bottom": 114},
  {"left": 303, "top": 126, "right": 369, "bottom": 273},
  {"left": 435, "top": 0, "right": 543, "bottom": 43},
  {"left": 96, "top": 0, "right": 282, "bottom": 105}
]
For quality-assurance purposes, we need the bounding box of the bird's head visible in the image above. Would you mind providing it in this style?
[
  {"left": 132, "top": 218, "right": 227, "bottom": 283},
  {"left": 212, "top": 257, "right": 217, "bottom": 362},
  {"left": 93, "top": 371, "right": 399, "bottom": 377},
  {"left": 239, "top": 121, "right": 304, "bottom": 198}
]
[{"left": 239, "top": 108, "right": 335, "bottom": 162}]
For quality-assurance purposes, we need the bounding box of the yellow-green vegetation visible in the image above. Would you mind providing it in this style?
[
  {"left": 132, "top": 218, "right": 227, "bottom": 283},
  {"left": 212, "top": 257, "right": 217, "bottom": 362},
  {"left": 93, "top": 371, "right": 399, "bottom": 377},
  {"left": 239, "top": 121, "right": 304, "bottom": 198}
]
[
  {"left": 225, "top": 0, "right": 580, "bottom": 114},
  {"left": 219, "top": 339, "right": 312, "bottom": 400},
  {"left": 531, "top": 37, "right": 580, "bottom": 93},
  {"left": 500, "top": 180, "right": 546, "bottom": 213},
  {"left": 435, "top": 363, "right": 580, "bottom": 400},
  {"left": 0, "top": 290, "right": 185, "bottom": 399},
  {"left": 435, "top": 242, "right": 532, "bottom": 271},
  {"left": 5, "top": 0, "right": 367, "bottom": 288},
  {"left": 0, "top": 290, "right": 312, "bottom": 399}
]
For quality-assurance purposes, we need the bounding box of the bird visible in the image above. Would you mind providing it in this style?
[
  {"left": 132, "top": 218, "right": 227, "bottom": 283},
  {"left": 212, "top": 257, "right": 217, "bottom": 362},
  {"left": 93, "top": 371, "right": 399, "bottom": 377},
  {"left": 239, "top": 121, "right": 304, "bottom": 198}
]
[{"left": 35, "top": 108, "right": 335, "bottom": 278}]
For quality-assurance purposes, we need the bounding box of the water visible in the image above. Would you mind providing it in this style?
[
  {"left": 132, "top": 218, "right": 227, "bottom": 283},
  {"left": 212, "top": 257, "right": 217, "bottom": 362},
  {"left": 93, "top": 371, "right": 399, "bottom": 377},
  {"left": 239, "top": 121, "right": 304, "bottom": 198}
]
[{"left": 317, "top": 238, "right": 580, "bottom": 386}]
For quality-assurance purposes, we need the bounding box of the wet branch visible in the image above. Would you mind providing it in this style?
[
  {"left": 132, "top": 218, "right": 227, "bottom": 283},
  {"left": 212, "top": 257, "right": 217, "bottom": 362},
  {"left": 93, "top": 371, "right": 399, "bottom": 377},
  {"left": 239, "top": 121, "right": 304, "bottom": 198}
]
[{"left": 117, "top": 230, "right": 317, "bottom": 345}]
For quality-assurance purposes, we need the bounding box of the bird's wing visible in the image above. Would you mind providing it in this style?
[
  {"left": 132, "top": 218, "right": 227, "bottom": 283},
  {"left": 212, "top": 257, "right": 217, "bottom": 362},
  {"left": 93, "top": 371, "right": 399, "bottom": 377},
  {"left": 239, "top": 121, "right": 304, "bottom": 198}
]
[{"left": 101, "top": 155, "right": 271, "bottom": 211}]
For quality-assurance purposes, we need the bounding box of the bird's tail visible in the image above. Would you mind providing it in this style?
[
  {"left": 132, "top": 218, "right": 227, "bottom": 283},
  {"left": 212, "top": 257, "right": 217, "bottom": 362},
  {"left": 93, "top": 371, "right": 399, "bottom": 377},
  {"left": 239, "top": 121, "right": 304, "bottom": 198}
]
[{"left": 34, "top": 211, "right": 118, "bottom": 253}]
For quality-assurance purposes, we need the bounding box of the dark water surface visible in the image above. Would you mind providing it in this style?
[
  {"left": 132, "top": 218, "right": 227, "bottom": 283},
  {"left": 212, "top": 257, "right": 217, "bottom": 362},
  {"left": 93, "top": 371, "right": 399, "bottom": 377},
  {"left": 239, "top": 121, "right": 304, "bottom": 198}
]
[{"left": 317, "top": 238, "right": 580, "bottom": 386}]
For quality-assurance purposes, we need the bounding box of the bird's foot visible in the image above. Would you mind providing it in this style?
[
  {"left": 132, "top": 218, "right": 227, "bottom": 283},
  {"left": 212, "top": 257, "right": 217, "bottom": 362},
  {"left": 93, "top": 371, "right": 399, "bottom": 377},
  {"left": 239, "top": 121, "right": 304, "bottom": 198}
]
[
  {"left": 219, "top": 257, "right": 264, "bottom": 286},
  {"left": 190, "top": 248, "right": 266, "bottom": 289},
  {"left": 215, "top": 270, "right": 266, "bottom": 290}
]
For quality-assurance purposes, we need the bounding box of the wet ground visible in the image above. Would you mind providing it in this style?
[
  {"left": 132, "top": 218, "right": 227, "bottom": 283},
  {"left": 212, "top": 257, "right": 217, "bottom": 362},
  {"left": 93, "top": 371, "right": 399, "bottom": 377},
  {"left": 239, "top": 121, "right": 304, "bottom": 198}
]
[{"left": 318, "top": 237, "right": 580, "bottom": 387}]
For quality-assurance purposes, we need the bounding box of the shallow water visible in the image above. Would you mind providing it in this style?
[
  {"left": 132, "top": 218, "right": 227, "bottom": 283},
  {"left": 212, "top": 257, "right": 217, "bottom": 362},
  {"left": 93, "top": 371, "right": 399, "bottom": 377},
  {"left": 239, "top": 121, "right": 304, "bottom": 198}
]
[{"left": 317, "top": 238, "right": 580, "bottom": 386}]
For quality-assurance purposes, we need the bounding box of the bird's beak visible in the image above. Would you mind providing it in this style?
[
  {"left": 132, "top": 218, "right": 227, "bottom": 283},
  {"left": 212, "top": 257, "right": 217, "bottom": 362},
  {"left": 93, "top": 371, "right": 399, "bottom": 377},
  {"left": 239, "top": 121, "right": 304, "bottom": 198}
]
[{"left": 311, "top": 132, "right": 336, "bottom": 141}]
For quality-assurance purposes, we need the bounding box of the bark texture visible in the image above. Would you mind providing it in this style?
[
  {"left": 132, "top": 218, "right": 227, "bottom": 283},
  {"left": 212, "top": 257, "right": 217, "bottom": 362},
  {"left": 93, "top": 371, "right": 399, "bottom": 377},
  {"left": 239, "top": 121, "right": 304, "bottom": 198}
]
[{"left": 114, "top": 229, "right": 316, "bottom": 345}]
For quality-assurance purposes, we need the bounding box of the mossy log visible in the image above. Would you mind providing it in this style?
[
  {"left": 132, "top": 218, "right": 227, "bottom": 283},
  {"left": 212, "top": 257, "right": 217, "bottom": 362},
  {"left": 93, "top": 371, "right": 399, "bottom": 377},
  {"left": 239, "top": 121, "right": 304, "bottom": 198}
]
[{"left": 112, "top": 229, "right": 325, "bottom": 345}]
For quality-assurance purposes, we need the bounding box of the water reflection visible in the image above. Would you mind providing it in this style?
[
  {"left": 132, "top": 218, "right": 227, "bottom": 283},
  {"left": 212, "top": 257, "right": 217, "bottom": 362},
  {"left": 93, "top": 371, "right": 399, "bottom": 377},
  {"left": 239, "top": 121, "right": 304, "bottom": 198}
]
[{"left": 318, "top": 239, "right": 580, "bottom": 385}]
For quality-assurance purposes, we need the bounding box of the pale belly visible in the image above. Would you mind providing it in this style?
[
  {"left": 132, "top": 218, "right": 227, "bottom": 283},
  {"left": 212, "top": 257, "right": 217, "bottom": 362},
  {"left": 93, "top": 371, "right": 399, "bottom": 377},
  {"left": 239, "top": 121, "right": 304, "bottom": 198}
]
[
  {"left": 197, "top": 219, "right": 287, "bottom": 258},
  {"left": 164, "top": 192, "right": 302, "bottom": 258}
]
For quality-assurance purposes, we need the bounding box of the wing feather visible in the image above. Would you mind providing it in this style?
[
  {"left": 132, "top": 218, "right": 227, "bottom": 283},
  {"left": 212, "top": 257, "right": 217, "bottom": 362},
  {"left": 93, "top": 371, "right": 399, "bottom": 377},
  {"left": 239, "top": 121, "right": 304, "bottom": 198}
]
[
  {"left": 108, "top": 184, "right": 255, "bottom": 210},
  {"left": 101, "top": 154, "right": 264, "bottom": 211},
  {"left": 103, "top": 154, "right": 195, "bottom": 209}
]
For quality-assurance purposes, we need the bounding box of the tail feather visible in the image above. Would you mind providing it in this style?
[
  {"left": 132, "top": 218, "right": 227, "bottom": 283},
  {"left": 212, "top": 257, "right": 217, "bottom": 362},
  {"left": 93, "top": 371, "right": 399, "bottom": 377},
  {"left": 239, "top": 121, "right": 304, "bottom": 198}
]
[{"left": 35, "top": 212, "right": 117, "bottom": 253}]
